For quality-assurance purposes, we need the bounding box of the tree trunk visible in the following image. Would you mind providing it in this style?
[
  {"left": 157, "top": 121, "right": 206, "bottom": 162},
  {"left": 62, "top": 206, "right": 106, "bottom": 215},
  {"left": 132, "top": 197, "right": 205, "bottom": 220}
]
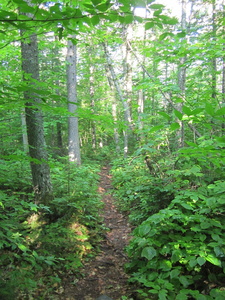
[
  {"left": 67, "top": 38, "right": 81, "bottom": 165},
  {"left": 20, "top": 32, "right": 53, "bottom": 204},
  {"left": 177, "top": 0, "right": 187, "bottom": 148},
  {"left": 89, "top": 62, "right": 97, "bottom": 149},
  {"left": 21, "top": 107, "right": 29, "bottom": 153},
  {"left": 211, "top": 0, "right": 217, "bottom": 100}
]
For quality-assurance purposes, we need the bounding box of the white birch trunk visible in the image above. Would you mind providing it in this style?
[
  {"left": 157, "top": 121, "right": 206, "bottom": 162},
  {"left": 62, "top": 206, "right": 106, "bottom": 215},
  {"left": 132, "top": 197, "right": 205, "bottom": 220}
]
[{"left": 67, "top": 39, "right": 81, "bottom": 165}]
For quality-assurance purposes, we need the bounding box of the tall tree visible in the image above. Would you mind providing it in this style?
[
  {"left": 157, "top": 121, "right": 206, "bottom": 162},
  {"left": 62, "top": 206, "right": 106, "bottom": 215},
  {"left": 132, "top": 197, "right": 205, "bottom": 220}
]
[
  {"left": 177, "top": 0, "right": 187, "bottom": 148},
  {"left": 20, "top": 30, "right": 53, "bottom": 203},
  {"left": 67, "top": 38, "right": 81, "bottom": 164}
]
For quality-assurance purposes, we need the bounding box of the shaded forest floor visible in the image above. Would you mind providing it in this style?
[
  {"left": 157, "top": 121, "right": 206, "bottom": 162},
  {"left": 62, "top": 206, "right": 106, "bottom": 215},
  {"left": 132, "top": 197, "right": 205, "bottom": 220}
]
[{"left": 60, "top": 166, "right": 134, "bottom": 300}]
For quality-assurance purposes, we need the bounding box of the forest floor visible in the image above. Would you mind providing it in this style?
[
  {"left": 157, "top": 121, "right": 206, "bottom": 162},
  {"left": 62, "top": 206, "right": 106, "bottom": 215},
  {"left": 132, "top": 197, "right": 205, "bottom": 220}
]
[{"left": 59, "top": 165, "right": 134, "bottom": 300}]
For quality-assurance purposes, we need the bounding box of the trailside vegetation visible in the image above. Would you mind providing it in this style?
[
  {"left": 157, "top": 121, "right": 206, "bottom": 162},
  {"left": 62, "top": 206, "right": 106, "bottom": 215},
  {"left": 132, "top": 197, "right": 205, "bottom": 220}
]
[{"left": 1, "top": 0, "right": 225, "bottom": 299}]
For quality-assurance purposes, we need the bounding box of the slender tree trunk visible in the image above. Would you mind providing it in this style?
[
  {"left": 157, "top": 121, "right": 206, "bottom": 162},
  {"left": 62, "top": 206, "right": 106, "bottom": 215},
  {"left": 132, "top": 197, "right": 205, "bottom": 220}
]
[
  {"left": 21, "top": 32, "right": 53, "bottom": 203},
  {"left": 21, "top": 107, "right": 29, "bottom": 153},
  {"left": 67, "top": 38, "right": 81, "bottom": 164},
  {"left": 177, "top": 0, "right": 187, "bottom": 148},
  {"left": 222, "top": 0, "right": 225, "bottom": 132},
  {"left": 211, "top": 0, "right": 217, "bottom": 100},
  {"left": 89, "top": 63, "right": 97, "bottom": 149}
]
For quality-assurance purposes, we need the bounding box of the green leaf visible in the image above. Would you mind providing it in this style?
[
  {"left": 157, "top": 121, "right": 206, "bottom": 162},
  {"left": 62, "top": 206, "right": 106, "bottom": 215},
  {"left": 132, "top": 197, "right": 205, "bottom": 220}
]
[
  {"left": 189, "top": 258, "right": 197, "bottom": 267},
  {"left": 177, "top": 31, "right": 186, "bottom": 38},
  {"left": 145, "top": 21, "right": 154, "bottom": 30},
  {"left": 180, "top": 202, "right": 193, "bottom": 210},
  {"left": 158, "top": 111, "right": 171, "bottom": 120},
  {"left": 124, "top": 14, "right": 134, "bottom": 24},
  {"left": 150, "top": 4, "right": 165, "bottom": 9},
  {"left": 200, "top": 222, "right": 210, "bottom": 229},
  {"left": 97, "top": 3, "right": 110, "bottom": 11},
  {"left": 215, "top": 107, "right": 225, "bottom": 116},
  {"left": 205, "top": 254, "right": 221, "bottom": 267},
  {"left": 18, "top": 244, "right": 28, "bottom": 252},
  {"left": 141, "top": 246, "right": 157, "bottom": 260},
  {"left": 170, "top": 122, "right": 180, "bottom": 130},
  {"left": 159, "top": 32, "right": 174, "bottom": 41},
  {"left": 179, "top": 276, "right": 191, "bottom": 287},
  {"left": 170, "top": 268, "right": 180, "bottom": 279},
  {"left": 197, "top": 257, "right": 206, "bottom": 266},
  {"left": 205, "top": 103, "right": 214, "bottom": 116},
  {"left": 182, "top": 106, "right": 192, "bottom": 116},
  {"left": 160, "top": 259, "right": 172, "bottom": 271},
  {"left": 91, "top": 15, "right": 100, "bottom": 25},
  {"left": 91, "top": 0, "right": 102, "bottom": 5},
  {"left": 159, "top": 289, "right": 167, "bottom": 300},
  {"left": 174, "top": 110, "right": 183, "bottom": 120},
  {"left": 149, "top": 125, "right": 164, "bottom": 132},
  {"left": 139, "top": 224, "right": 151, "bottom": 236}
]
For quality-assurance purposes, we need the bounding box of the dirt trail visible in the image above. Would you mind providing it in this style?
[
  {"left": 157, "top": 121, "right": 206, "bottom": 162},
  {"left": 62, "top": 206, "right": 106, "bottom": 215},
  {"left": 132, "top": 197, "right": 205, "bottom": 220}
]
[{"left": 61, "top": 166, "right": 133, "bottom": 300}]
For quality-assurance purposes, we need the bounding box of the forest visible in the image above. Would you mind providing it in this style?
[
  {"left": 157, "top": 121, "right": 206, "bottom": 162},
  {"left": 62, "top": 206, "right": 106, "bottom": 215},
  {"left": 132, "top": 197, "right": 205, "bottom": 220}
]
[{"left": 1, "top": 0, "right": 225, "bottom": 299}]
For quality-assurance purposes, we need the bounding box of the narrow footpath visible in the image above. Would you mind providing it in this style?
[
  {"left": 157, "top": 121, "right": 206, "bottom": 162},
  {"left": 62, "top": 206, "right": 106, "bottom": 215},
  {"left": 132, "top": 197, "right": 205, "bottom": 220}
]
[{"left": 61, "top": 166, "right": 133, "bottom": 300}]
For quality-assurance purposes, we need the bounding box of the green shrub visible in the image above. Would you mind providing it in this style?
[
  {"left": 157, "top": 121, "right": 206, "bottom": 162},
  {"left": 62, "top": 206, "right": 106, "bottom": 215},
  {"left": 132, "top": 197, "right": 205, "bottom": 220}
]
[{"left": 126, "top": 182, "right": 225, "bottom": 299}]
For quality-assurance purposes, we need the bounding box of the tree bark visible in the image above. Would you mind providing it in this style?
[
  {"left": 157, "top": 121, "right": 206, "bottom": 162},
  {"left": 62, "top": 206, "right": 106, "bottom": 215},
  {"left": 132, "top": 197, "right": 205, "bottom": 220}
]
[
  {"left": 67, "top": 38, "right": 81, "bottom": 165},
  {"left": 177, "top": 0, "right": 187, "bottom": 149},
  {"left": 21, "top": 32, "right": 53, "bottom": 204}
]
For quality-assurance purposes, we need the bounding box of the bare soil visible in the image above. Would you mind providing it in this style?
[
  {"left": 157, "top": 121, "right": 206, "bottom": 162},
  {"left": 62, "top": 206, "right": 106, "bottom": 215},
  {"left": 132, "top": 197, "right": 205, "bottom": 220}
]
[{"left": 59, "top": 166, "right": 134, "bottom": 300}]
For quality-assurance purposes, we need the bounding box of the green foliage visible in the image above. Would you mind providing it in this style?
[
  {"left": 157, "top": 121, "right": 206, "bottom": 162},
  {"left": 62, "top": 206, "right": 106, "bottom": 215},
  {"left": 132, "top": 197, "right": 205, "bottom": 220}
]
[
  {"left": 111, "top": 155, "right": 176, "bottom": 225},
  {"left": 0, "top": 159, "right": 103, "bottom": 298},
  {"left": 111, "top": 138, "right": 225, "bottom": 298}
]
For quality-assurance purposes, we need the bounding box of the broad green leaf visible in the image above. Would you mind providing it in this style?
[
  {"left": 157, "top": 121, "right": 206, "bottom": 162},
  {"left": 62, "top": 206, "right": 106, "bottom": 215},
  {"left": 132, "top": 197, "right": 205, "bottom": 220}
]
[
  {"left": 139, "top": 224, "right": 151, "bottom": 236},
  {"left": 214, "top": 246, "right": 224, "bottom": 258},
  {"left": 145, "top": 21, "right": 154, "bottom": 30},
  {"left": 180, "top": 203, "right": 193, "bottom": 210},
  {"left": 91, "top": 0, "right": 102, "bottom": 5},
  {"left": 177, "top": 31, "right": 186, "bottom": 38},
  {"left": 18, "top": 244, "right": 28, "bottom": 252},
  {"left": 170, "top": 268, "right": 180, "bottom": 279},
  {"left": 154, "top": 9, "right": 163, "bottom": 17},
  {"left": 158, "top": 111, "right": 170, "bottom": 120},
  {"left": 171, "top": 250, "right": 181, "bottom": 263},
  {"left": 97, "top": 3, "right": 110, "bottom": 11},
  {"left": 176, "top": 292, "right": 188, "bottom": 300},
  {"left": 141, "top": 246, "right": 157, "bottom": 260},
  {"left": 179, "top": 276, "right": 191, "bottom": 287},
  {"left": 160, "top": 259, "right": 172, "bottom": 271},
  {"left": 215, "top": 107, "right": 225, "bottom": 116},
  {"left": 197, "top": 257, "right": 206, "bottom": 266},
  {"left": 189, "top": 258, "right": 197, "bottom": 267},
  {"left": 159, "top": 16, "right": 178, "bottom": 25},
  {"left": 91, "top": 15, "right": 100, "bottom": 25},
  {"left": 182, "top": 106, "right": 192, "bottom": 116},
  {"left": 174, "top": 109, "right": 183, "bottom": 120},
  {"left": 150, "top": 4, "right": 165, "bottom": 9},
  {"left": 159, "top": 289, "right": 167, "bottom": 300},
  {"left": 149, "top": 125, "right": 164, "bottom": 132},
  {"left": 159, "top": 32, "right": 174, "bottom": 40},
  {"left": 200, "top": 222, "right": 210, "bottom": 229},
  {"left": 124, "top": 14, "right": 134, "bottom": 24},
  {"left": 170, "top": 122, "right": 180, "bottom": 130},
  {"left": 205, "top": 103, "right": 214, "bottom": 116},
  {"left": 205, "top": 254, "right": 221, "bottom": 267}
]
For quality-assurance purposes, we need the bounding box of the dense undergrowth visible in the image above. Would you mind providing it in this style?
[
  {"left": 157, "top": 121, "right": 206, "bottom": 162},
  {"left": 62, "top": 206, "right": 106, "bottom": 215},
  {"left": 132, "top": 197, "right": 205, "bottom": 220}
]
[
  {"left": 111, "top": 137, "right": 225, "bottom": 300},
  {"left": 0, "top": 155, "right": 103, "bottom": 299}
]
